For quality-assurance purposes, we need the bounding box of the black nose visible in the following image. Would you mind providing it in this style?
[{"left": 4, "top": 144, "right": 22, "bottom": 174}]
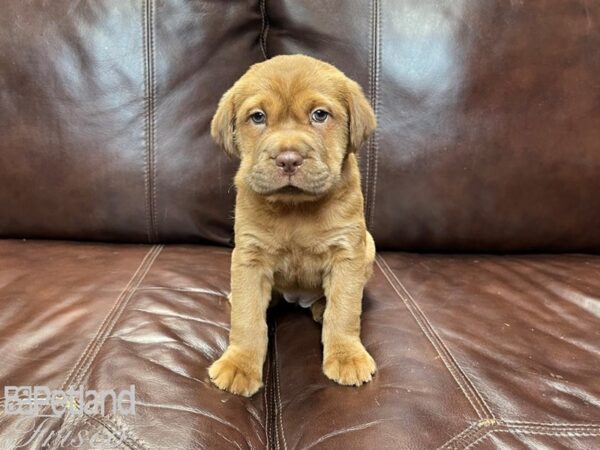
[{"left": 275, "top": 151, "right": 304, "bottom": 174}]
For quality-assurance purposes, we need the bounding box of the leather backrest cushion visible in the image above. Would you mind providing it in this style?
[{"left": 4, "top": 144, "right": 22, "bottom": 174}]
[
  {"left": 1, "top": 1, "right": 599, "bottom": 251},
  {"left": 0, "top": 0, "right": 262, "bottom": 245},
  {"left": 268, "top": 0, "right": 600, "bottom": 252}
]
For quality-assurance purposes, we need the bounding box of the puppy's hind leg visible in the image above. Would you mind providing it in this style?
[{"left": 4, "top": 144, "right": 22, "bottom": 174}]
[{"left": 310, "top": 298, "right": 326, "bottom": 324}]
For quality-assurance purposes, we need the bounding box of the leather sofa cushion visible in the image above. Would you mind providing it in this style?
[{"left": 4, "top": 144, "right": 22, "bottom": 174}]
[
  {"left": 1, "top": 240, "right": 598, "bottom": 448},
  {"left": 0, "top": 241, "right": 265, "bottom": 449}
]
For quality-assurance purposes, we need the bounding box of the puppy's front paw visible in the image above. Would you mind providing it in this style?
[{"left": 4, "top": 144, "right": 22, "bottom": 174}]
[
  {"left": 323, "top": 342, "right": 376, "bottom": 386},
  {"left": 208, "top": 348, "right": 263, "bottom": 397}
]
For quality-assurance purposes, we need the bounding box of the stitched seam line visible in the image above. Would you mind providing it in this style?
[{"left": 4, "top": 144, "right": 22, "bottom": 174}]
[
  {"left": 141, "top": 0, "right": 152, "bottom": 242},
  {"left": 464, "top": 430, "right": 493, "bottom": 450},
  {"left": 368, "top": 0, "right": 381, "bottom": 229},
  {"left": 375, "top": 255, "right": 488, "bottom": 419},
  {"left": 504, "top": 420, "right": 600, "bottom": 427},
  {"left": 504, "top": 423, "right": 600, "bottom": 431},
  {"left": 259, "top": 0, "right": 270, "bottom": 59},
  {"left": 69, "top": 245, "right": 163, "bottom": 384},
  {"left": 143, "top": 0, "right": 158, "bottom": 243},
  {"left": 378, "top": 255, "right": 496, "bottom": 419},
  {"left": 364, "top": 0, "right": 380, "bottom": 228},
  {"left": 62, "top": 245, "right": 163, "bottom": 390},
  {"left": 60, "top": 246, "right": 162, "bottom": 446},
  {"left": 85, "top": 414, "right": 150, "bottom": 450},
  {"left": 39, "top": 246, "right": 162, "bottom": 450},
  {"left": 363, "top": 0, "right": 373, "bottom": 218},
  {"left": 499, "top": 429, "right": 600, "bottom": 437},
  {"left": 266, "top": 318, "right": 278, "bottom": 450},
  {"left": 149, "top": 0, "right": 158, "bottom": 242},
  {"left": 436, "top": 422, "right": 481, "bottom": 450},
  {"left": 264, "top": 352, "right": 270, "bottom": 450},
  {"left": 461, "top": 424, "right": 600, "bottom": 449},
  {"left": 438, "top": 418, "right": 600, "bottom": 448},
  {"left": 453, "top": 427, "right": 493, "bottom": 450},
  {"left": 273, "top": 323, "right": 288, "bottom": 450},
  {"left": 50, "top": 413, "right": 147, "bottom": 450}
]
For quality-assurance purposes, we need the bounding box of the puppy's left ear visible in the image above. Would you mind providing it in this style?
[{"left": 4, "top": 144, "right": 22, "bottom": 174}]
[
  {"left": 345, "top": 79, "right": 377, "bottom": 152},
  {"left": 211, "top": 87, "right": 239, "bottom": 158}
]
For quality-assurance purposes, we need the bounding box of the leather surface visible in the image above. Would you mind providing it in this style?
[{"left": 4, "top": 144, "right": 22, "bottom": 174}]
[
  {"left": 0, "top": 0, "right": 260, "bottom": 245},
  {"left": 1, "top": 241, "right": 598, "bottom": 448},
  {"left": 272, "top": 252, "right": 600, "bottom": 449},
  {"left": 1, "top": 1, "right": 599, "bottom": 251},
  {"left": 0, "top": 241, "right": 266, "bottom": 449},
  {"left": 268, "top": 0, "right": 600, "bottom": 252}
]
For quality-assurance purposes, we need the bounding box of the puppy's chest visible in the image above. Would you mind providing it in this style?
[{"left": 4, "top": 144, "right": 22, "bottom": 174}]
[{"left": 273, "top": 247, "right": 326, "bottom": 290}]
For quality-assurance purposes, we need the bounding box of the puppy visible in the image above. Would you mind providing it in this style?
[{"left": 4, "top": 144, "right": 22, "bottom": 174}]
[{"left": 208, "top": 54, "right": 377, "bottom": 397}]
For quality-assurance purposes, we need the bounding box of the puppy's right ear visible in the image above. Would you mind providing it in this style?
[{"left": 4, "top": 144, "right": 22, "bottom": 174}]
[{"left": 211, "top": 87, "right": 239, "bottom": 158}]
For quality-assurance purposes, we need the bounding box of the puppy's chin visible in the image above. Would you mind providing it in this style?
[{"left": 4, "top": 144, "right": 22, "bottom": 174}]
[
  {"left": 263, "top": 185, "right": 324, "bottom": 204},
  {"left": 246, "top": 180, "right": 335, "bottom": 203}
]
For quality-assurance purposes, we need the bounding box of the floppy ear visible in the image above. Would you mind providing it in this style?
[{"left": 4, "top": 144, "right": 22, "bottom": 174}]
[
  {"left": 211, "top": 86, "right": 239, "bottom": 158},
  {"left": 346, "top": 80, "right": 377, "bottom": 152}
]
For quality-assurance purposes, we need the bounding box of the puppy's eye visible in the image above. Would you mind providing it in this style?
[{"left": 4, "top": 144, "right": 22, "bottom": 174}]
[
  {"left": 311, "top": 109, "right": 329, "bottom": 123},
  {"left": 250, "top": 111, "right": 266, "bottom": 125}
]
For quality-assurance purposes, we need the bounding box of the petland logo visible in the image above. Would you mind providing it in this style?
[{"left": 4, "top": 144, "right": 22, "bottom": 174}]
[{"left": 4, "top": 385, "right": 136, "bottom": 417}]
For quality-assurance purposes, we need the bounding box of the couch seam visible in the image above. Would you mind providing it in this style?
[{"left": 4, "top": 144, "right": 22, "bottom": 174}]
[
  {"left": 438, "top": 419, "right": 600, "bottom": 448},
  {"left": 461, "top": 425, "right": 600, "bottom": 449},
  {"left": 86, "top": 413, "right": 150, "bottom": 450},
  {"left": 62, "top": 245, "right": 163, "bottom": 390},
  {"left": 141, "top": 0, "right": 151, "bottom": 242},
  {"left": 49, "top": 246, "right": 162, "bottom": 449},
  {"left": 378, "top": 255, "right": 496, "bottom": 419},
  {"left": 364, "top": 0, "right": 380, "bottom": 229},
  {"left": 48, "top": 413, "right": 148, "bottom": 450},
  {"left": 150, "top": 0, "right": 158, "bottom": 243},
  {"left": 367, "top": 0, "right": 381, "bottom": 230},
  {"left": 438, "top": 421, "right": 496, "bottom": 450},
  {"left": 463, "top": 430, "right": 493, "bottom": 450},
  {"left": 363, "top": 0, "right": 373, "bottom": 222},
  {"left": 375, "top": 255, "right": 491, "bottom": 419},
  {"left": 264, "top": 340, "right": 271, "bottom": 450},
  {"left": 25, "top": 245, "right": 162, "bottom": 450},
  {"left": 503, "top": 420, "right": 600, "bottom": 427},
  {"left": 273, "top": 323, "right": 288, "bottom": 450},
  {"left": 266, "top": 317, "right": 278, "bottom": 450},
  {"left": 436, "top": 422, "right": 481, "bottom": 450},
  {"left": 259, "top": 0, "right": 270, "bottom": 59},
  {"left": 143, "top": 0, "right": 158, "bottom": 243}
]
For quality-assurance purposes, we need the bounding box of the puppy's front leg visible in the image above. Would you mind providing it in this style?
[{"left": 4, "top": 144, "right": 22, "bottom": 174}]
[
  {"left": 208, "top": 249, "right": 272, "bottom": 397},
  {"left": 322, "top": 258, "right": 376, "bottom": 386}
]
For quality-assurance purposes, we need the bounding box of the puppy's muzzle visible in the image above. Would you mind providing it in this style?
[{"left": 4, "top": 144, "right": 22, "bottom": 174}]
[{"left": 275, "top": 151, "right": 304, "bottom": 175}]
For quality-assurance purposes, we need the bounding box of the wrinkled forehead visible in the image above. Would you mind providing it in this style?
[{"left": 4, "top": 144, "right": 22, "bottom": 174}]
[{"left": 236, "top": 69, "right": 347, "bottom": 120}]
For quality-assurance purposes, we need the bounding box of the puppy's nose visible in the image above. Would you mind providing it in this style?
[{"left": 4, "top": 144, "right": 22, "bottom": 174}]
[{"left": 275, "top": 151, "right": 304, "bottom": 174}]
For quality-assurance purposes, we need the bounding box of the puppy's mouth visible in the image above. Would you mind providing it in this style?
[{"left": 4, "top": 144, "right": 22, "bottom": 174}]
[
  {"left": 246, "top": 156, "right": 335, "bottom": 201},
  {"left": 268, "top": 185, "right": 307, "bottom": 195}
]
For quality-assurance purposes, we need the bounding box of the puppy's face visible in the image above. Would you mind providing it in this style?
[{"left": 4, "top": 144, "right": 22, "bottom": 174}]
[{"left": 211, "top": 55, "right": 376, "bottom": 203}]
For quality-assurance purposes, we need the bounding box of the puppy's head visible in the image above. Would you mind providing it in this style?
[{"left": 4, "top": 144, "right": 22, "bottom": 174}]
[{"left": 211, "top": 55, "right": 376, "bottom": 203}]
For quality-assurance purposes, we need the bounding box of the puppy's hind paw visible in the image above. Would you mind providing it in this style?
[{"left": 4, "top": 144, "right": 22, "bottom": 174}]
[
  {"left": 310, "top": 298, "right": 326, "bottom": 324},
  {"left": 208, "top": 349, "right": 263, "bottom": 397}
]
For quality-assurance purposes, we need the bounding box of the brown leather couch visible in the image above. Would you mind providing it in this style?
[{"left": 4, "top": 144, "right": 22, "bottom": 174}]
[{"left": 1, "top": 1, "right": 599, "bottom": 449}]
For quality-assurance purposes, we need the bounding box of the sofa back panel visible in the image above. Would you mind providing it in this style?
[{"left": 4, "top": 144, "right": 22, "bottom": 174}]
[
  {"left": 152, "top": 0, "right": 262, "bottom": 245},
  {"left": 0, "top": 1, "right": 149, "bottom": 242},
  {"left": 1, "top": 1, "right": 599, "bottom": 251},
  {"left": 0, "top": 0, "right": 262, "bottom": 244},
  {"left": 268, "top": 0, "right": 600, "bottom": 252}
]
